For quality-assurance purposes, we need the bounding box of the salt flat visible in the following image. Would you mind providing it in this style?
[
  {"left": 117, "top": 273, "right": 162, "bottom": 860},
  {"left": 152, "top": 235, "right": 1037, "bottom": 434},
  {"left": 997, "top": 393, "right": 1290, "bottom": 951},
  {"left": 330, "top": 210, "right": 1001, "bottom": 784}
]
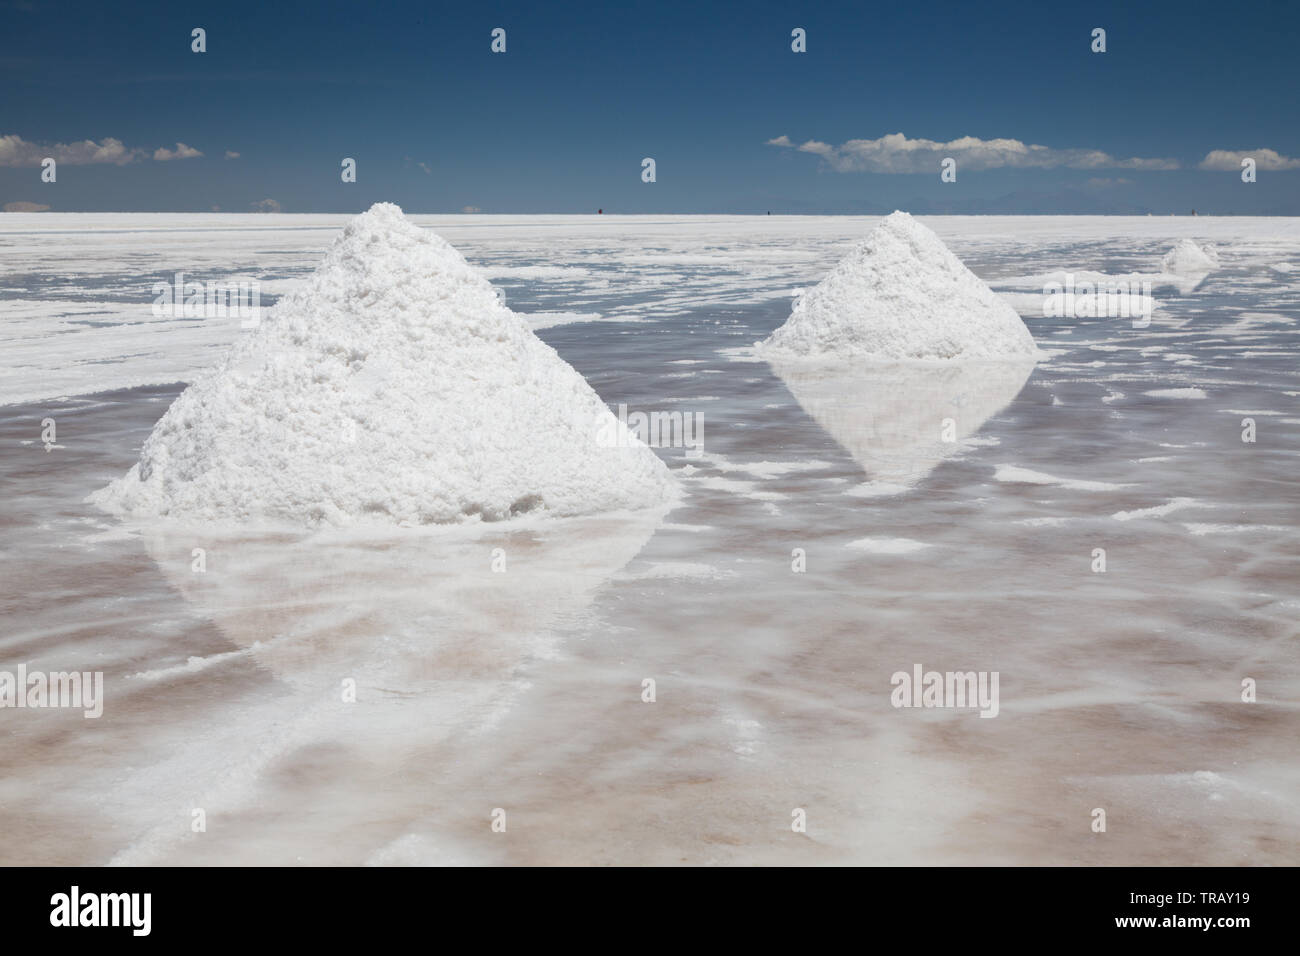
[
  {"left": 1, "top": 214, "right": 1297, "bottom": 865},
  {"left": 4, "top": 213, "right": 1299, "bottom": 406}
]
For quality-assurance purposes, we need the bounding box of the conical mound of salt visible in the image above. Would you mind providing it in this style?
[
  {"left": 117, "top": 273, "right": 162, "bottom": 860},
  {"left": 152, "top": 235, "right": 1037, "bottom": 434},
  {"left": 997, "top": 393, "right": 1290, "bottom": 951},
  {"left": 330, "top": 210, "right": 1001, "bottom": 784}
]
[
  {"left": 1161, "top": 238, "right": 1219, "bottom": 276},
  {"left": 758, "top": 211, "right": 1039, "bottom": 361},
  {"left": 91, "top": 203, "right": 676, "bottom": 527}
]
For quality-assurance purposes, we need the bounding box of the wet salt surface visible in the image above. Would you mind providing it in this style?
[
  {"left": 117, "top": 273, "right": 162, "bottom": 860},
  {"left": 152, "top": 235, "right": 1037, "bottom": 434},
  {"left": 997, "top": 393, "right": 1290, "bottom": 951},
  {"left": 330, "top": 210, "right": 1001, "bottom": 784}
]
[{"left": 2, "top": 216, "right": 1299, "bottom": 865}]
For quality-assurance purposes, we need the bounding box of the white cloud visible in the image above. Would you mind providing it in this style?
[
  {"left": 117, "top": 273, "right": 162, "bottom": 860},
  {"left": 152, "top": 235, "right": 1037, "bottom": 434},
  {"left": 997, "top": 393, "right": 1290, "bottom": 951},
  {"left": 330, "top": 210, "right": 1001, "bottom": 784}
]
[
  {"left": 224, "top": 150, "right": 240, "bottom": 160},
  {"left": 0, "top": 133, "right": 141, "bottom": 167},
  {"left": 418, "top": 161, "right": 432, "bottom": 175},
  {"left": 153, "top": 142, "right": 203, "bottom": 161},
  {"left": 766, "top": 131, "right": 1179, "bottom": 173},
  {"left": 1199, "top": 148, "right": 1300, "bottom": 171},
  {"left": 0, "top": 134, "right": 212, "bottom": 167}
]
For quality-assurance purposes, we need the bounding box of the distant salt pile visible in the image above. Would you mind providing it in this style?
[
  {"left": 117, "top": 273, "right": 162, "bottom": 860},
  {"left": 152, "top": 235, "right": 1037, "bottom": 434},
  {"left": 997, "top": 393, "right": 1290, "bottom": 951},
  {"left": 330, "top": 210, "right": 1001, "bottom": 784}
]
[
  {"left": 1161, "top": 239, "right": 1219, "bottom": 276},
  {"left": 92, "top": 203, "right": 676, "bottom": 526},
  {"left": 758, "top": 211, "right": 1039, "bottom": 360}
]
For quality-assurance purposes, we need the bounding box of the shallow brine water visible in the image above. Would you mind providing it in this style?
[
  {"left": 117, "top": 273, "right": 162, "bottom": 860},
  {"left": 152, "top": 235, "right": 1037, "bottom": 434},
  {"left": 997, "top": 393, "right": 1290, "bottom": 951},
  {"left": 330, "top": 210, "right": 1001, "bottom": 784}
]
[{"left": 1, "top": 215, "right": 1297, "bottom": 865}]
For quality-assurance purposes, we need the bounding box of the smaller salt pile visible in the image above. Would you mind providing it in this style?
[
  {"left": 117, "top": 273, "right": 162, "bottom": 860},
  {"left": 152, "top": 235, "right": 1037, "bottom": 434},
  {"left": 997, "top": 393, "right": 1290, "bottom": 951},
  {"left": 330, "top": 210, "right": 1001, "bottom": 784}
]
[
  {"left": 91, "top": 203, "right": 676, "bottom": 527},
  {"left": 757, "top": 211, "right": 1039, "bottom": 360},
  {"left": 1161, "top": 238, "right": 1219, "bottom": 276}
]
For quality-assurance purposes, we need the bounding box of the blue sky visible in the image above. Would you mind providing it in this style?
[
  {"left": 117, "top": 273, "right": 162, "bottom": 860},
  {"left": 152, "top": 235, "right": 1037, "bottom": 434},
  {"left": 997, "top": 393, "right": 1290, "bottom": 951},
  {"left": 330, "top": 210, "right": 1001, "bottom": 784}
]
[{"left": 3, "top": 0, "right": 1298, "bottom": 213}]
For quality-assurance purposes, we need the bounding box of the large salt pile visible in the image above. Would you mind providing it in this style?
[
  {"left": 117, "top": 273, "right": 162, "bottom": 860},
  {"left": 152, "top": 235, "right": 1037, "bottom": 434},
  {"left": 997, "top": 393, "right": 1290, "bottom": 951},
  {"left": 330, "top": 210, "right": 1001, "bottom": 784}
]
[
  {"left": 1161, "top": 238, "right": 1219, "bottom": 275},
  {"left": 757, "top": 211, "right": 1038, "bottom": 360},
  {"left": 92, "top": 203, "right": 676, "bottom": 526}
]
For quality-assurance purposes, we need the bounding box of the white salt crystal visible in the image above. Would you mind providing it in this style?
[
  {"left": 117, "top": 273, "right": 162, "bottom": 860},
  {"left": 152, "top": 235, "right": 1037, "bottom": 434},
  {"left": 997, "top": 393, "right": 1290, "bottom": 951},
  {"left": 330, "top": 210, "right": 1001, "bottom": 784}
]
[
  {"left": 91, "top": 203, "right": 676, "bottom": 527},
  {"left": 757, "top": 211, "right": 1039, "bottom": 360},
  {"left": 1161, "top": 238, "right": 1219, "bottom": 275}
]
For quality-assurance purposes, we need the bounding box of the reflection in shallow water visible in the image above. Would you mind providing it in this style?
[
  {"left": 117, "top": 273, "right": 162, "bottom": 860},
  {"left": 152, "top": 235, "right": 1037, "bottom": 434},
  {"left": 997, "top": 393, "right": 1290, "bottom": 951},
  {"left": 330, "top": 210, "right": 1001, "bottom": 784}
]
[
  {"left": 97, "top": 509, "right": 668, "bottom": 865},
  {"left": 140, "top": 509, "right": 668, "bottom": 689},
  {"left": 767, "top": 357, "right": 1035, "bottom": 487}
]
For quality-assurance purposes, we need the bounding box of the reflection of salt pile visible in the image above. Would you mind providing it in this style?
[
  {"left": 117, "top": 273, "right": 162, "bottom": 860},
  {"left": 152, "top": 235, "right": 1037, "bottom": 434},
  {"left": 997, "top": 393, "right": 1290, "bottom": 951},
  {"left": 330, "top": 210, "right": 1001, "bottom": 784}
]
[
  {"left": 769, "top": 358, "right": 1034, "bottom": 489},
  {"left": 112, "top": 508, "right": 665, "bottom": 866},
  {"left": 92, "top": 203, "right": 675, "bottom": 526},
  {"left": 1161, "top": 239, "right": 1219, "bottom": 276},
  {"left": 758, "top": 211, "right": 1039, "bottom": 360},
  {"left": 138, "top": 508, "right": 665, "bottom": 688}
]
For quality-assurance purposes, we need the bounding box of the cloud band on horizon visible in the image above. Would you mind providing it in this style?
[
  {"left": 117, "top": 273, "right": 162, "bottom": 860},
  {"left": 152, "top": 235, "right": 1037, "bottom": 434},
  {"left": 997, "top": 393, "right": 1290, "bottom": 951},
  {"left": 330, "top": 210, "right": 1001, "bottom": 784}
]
[
  {"left": 0, "top": 134, "right": 205, "bottom": 167},
  {"left": 766, "top": 132, "right": 1180, "bottom": 173}
]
